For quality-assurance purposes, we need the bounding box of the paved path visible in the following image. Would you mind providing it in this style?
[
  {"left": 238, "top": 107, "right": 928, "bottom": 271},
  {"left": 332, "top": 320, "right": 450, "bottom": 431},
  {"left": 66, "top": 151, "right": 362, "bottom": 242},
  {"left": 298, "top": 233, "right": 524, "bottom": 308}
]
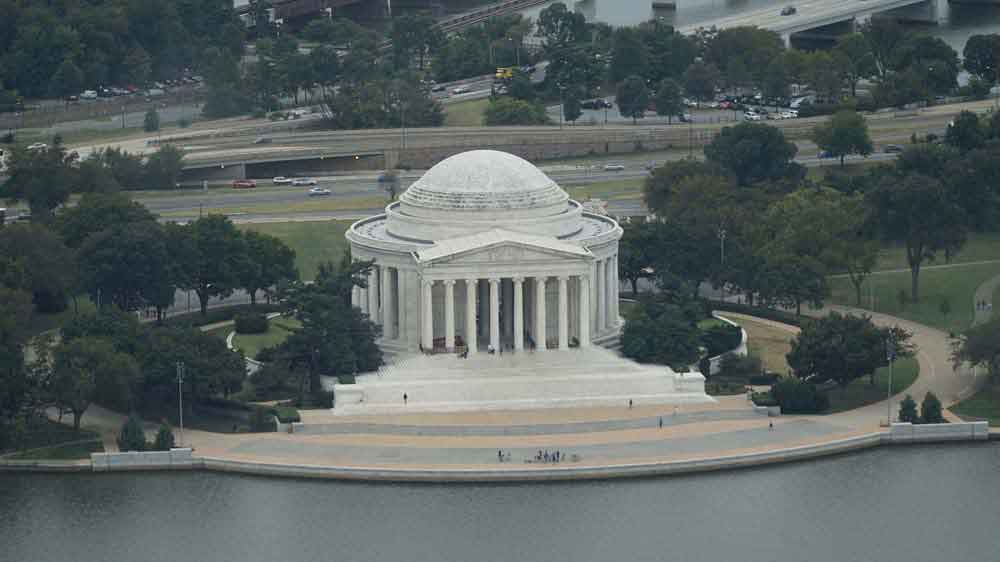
[{"left": 972, "top": 273, "right": 1000, "bottom": 327}]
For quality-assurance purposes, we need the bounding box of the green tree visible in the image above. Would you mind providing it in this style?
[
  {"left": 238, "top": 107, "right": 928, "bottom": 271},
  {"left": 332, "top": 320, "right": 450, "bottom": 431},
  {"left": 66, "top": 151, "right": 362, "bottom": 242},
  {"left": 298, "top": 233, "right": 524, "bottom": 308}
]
[
  {"left": 0, "top": 289, "right": 33, "bottom": 448},
  {"left": 0, "top": 142, "right": 78, "bottom": 219},
  {"left": 812, "top": 110, "right": 873, "bottom": 166},
  {"left": 618, "top": 221, "right": 658, "bottom": 295},
  {"left": 920, "top": 392, "right": 944, "bottom": 423},
  {"left": 805, "top": 51, "right": 845, "bottom": 102},
  {"left": 616, "top": 75, "right": 650, "bottom": 125},
  {"left": 963, "top": 34, "right": 1000, "bottom": 85},
  {"left": 0, "top": 223, "right": 76, "bottom": 313},
  {"left": 173, "top": 215, "right": 248, "bottom": 316},
  {"left": 51, "top": 337, "right": 119, "bottom": 430},
  {"left": 682, "top": 60, "right": 721, "bottom": 105},
  {"left": 835, "top": 33, "right": 876, "bottom": 97},
  {"left": 654, "top": 78, "right": 683, "bottom": 123},
  {"left": 143, "top": 108, "right": 160, "bottom": 132},
  {"left": 609, "top": 27, "right": 650, "bottom": 83},
  {"left": 898, "top": 394, "right": 919, "bottom": 423},
  {"left": 56, "top": 193, "right": 157, "bottom": 248},
  {"left": 643, "top": 158, "right": 729, "bottom": 216},
  {"left": 704, "top": 122, "right": 799, "bottom": 186},
  {"left": 239, "top": 230, "right": 298, "bottom": 306},
  {"left": 944, "top": 110, "right": 985, "bottom": 154},
  {"left": 48, "top": 58, "right": 84, "bottom": 98},
  {"left": 859, "top": 19, "right": 906, "bottom": 78},
  {"left": 761, "top": 57, "right": 789, "bottom": 104},
  {"left": 621, "top": 294, "right": 702, "bottom": 370},
  {"left": 143, "top": 144, "right": 184, "bottom": 190},
  {"left": 562, "top": 87, "right": 582, "bottom": 124},
  {"left": 152, "top": 422, "right": 175, "bottom": 451},
  {"left": 117, "top": 414, "right": 147, "bottom": 452},
  {"left": 703, "top": 26, "right": 784, "bottom": 88},
  {"left": 951, "top": 317, "right": 1000, "bottom": 379},
  {"left": 122, "top": 46, "right": 152, "bottom": 86},
  {"left": 787, "top": 312, "right": 886, "bottom": 390},
  {"left": 867, "top": 172, "right": 966, "bottom": 302},
  {"left": 78, "top": 221, "right": 172, "bottom": 311},
  {"left": 483, "top": 97, "right": 549, "bottom": 126},
  {"left": 507, "top": 70, "right": 536, "bottom": 101}
]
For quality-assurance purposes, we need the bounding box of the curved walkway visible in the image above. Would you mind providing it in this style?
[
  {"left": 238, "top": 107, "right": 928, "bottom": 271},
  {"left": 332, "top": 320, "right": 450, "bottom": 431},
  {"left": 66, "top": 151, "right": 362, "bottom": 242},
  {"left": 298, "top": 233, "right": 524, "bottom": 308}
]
[{"left": 973, "top": 273, "right": 1000, "bottom": 327}]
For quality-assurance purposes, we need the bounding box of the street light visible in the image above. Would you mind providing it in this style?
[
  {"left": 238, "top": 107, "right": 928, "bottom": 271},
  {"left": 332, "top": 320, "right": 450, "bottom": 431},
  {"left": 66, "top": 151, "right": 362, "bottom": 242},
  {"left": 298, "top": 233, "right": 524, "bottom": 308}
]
[
  {"left": 175, "top": 361, "right": 186, "bottom": 448},
  {"left": 886, "top": 339, "right": 896, "bottom": 426}
]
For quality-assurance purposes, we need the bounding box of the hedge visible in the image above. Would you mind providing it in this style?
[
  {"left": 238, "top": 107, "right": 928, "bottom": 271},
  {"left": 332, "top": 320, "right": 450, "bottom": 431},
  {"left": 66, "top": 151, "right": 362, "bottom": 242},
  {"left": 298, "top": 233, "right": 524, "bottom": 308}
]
[
  {"left": 709, "top": 300, "right": 810, "bottom": 328},
  {"left": 162, "top": 303, "right": 282, "bottom": 328},
  {"left": 770, "top": 378, "right": 829, "bottom": 414},
  {"left": 234, "top": 312, "right": 269, "bottom": 334},
  {"left": 270, "top": 406, "right": 301, "bottom": 424},
  {"left": 702, "top": 324, "right": 743, "bottom": 358}
]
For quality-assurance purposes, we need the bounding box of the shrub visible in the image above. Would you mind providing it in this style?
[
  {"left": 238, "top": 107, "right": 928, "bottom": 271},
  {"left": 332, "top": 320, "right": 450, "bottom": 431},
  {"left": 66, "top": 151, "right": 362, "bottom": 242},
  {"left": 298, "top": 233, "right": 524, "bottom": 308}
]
[
  {"left": 898, "top": 394, "right": 919, "bottom": 423},
  {"left": 144, "top": 108, "right": 160, "bottom": 132},
  {"left": 718, "top": 353, "right": 761, "bottom": 380},
  {"left": 161, "top": 303, "right": 282, "bottom": 328},
  {"left": 177, "top": 117, "right": 191, "bottom": 128},
  {"left": 234, "top": 312, "right": 269, "bottom": 334},
  {"left": 751, "top": 391, "right": 778, "bottom": 407},
  {"left": 1, "top": 131, "right": 14, "bottom": 144},
  {"left": 708, "top": 300, "right": 808, "bottom": 328},
  {"left": 920, "top": 392, "right": 944, "bottom": 424},
  {"left": 270, "top": 406, "right": 300, "bottom": 424},
  {"left": 152, "top": 423, "right": 175, "bottom": 451},
  {"left": 749, "top": 372, "right": 779, "bottom": 386},
  {"left": 770, "top": 379, "right": 829, "bottom": 414},
  {"left": 701, "top": 324, "right": 743, "bottom": 357},
  {"left": 117, "top": 414, "right": 147, "bottom": 451},
  {"left": 248, "top": 407, "right": 276, "bottom": 432}
]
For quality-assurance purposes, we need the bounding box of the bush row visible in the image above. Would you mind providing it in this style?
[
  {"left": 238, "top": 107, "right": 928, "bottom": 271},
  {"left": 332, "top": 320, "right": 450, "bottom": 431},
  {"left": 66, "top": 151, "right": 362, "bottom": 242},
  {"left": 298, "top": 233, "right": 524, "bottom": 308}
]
[{"left": 234, "top": 312, "right": 269, "bottom": 334}]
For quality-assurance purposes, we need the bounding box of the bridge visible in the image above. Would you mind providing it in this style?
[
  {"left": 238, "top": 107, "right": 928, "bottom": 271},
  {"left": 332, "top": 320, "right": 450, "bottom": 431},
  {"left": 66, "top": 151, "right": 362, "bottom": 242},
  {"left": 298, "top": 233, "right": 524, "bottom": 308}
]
[{"left": 677, "top": 0, "right": 946, "bottom": 45}]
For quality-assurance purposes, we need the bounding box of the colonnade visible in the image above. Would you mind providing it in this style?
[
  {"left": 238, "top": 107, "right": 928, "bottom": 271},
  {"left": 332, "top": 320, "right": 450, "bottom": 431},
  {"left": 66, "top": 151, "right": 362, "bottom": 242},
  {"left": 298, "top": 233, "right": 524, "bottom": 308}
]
[{"left": 349, "top": 254, "right": 620, "bottom": 353}]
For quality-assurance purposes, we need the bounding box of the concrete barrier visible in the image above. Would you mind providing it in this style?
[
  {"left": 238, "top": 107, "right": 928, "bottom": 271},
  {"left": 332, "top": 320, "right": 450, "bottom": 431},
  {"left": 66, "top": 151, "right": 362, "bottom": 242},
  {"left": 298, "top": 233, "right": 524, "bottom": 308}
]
[
  {"left": 91, "top": 448, "right": 195, "bottom": 472},
  {"left": 888, "top": 422, "right": 989, "bottom": 443}
]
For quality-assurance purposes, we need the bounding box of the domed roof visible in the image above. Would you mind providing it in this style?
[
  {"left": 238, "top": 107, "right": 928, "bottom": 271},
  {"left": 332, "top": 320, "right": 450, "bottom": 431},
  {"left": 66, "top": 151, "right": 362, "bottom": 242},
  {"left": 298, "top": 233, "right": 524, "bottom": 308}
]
[{"left": 399, "top": 150, "right": 569, "bottom": 211}]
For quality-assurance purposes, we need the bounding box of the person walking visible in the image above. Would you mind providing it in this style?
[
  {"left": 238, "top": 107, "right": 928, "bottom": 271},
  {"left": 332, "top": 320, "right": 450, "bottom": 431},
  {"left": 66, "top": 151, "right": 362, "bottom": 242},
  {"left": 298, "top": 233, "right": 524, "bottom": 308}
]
[
  {"left": 628, "top": 399, "right": 633, "bottom": 409},
  {"left": 659, "top": 417, "right": 663, "bottom": 429},
  {"left": 403, "top": 392, "right": 408, "bottom": 405},
  {"left": 769, "top": 421, "right": 774, "bottom": 431}
]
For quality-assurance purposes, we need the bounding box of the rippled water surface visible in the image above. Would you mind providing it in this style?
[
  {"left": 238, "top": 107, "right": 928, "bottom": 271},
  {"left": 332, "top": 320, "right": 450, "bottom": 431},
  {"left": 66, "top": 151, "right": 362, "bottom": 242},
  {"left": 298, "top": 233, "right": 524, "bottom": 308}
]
[{"left": 3, "top": 444, "right": 1000, "bottom": 562}]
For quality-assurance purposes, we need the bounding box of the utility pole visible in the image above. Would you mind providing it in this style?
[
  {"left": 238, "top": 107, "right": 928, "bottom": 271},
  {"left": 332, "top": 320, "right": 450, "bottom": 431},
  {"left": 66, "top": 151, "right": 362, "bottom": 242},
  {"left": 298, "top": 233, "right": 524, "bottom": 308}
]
[{"left": 175, "top": 361, "right": 186, "bottom": 448}]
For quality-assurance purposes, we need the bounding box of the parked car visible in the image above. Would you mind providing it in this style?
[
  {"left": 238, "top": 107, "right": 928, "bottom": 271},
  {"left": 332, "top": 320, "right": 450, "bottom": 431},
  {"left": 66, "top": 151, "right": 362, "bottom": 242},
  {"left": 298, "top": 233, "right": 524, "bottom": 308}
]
[
  {"left": 744, "top": 112, "right": 761, "bottom": 121},
  {"left": 817, "top": 150, "right": 834, "bottom": 159},
  {"left": 292, "top": 177, "right": 317, "bottom": 186},
  {"left": 80, "top": 90, "right": 98, "bottom": 100},
  {"left": 26, "top": 143, "right": 47, "bottom": 150},
  {"left": 431, "top": 84, "right": 446, "bottom": 92},
  {"left": 308, "top": 187, "right": 332, "bottom": 197},
  {"left": 781, "top": 6, "right": 797, "bottom": 16},
  {"left": 603, "top": 164, "right": 625, "bottom": 172},
  {"left": 232, "top": 179, "right": 257, "bottom": 189},
  {"left": 884, "top": 144, "right": 904, "bottom": 153},
  {"left": 451, "top": 86, "right": 470, "bottom": 95},
  {"left": 272, "top": 176, "right": 293, "bottom": 184}
]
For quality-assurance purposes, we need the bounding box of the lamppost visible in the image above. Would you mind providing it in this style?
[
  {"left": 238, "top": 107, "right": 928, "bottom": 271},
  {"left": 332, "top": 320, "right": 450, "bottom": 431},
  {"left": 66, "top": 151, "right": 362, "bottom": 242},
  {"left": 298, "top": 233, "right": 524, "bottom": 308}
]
[
  {"left": 717, "top": 226, "right": 727, "bottom": 301},
  {"left": 558, "top": 83, "right": 566, "bottom": 130},
  {"left": 886, "top": 340, "right": 896, "bottom": 426},
  {"left": 175, "top": 361, "right": 186, "bottom": 447}
]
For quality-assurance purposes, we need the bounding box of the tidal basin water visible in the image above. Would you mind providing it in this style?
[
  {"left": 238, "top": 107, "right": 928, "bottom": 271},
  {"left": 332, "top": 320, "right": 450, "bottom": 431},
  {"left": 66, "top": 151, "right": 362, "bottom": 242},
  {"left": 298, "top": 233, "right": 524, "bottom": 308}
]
[{"left": 2, "top": 443, "right": 1000, "bottom": 562}]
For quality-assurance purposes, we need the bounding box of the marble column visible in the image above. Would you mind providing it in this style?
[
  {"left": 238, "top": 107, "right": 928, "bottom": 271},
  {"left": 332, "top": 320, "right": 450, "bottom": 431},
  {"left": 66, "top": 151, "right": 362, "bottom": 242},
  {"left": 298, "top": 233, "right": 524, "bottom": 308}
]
[
  {"left": 351, "top": 285, "right": 360, "bottom": 309},
  {"left": 398, "top": 270, "right": 409, "bottom": 345},
  {"left": 489, "top": 278, "right": 500, "bottom": 352},
  {"left": 578, "top": 274, "right": 591, "bottom": 347},
  {"left": 596, "top": 260, "right": 606, "bottom": 332},
  {"left": 421, "top": 279, "right": 433, "bottom": 351},
  {"left": 465, "top": 278, "right": 477, "bottom": 354},
  {"left": 382, "top": 266, "right": 394, "bottom": 339},
  {"left": 513, "top": 277, "right": 524, "bottom": 351},
  {"left": 478, "top": 280, "right": 489, "bottom": 339},
  {"left": 557, "top": 276, "right": 569, "bottom": 349},
  {"left": 605, "top": 256, "right": 614, "bottom": 329},
  {"left": 502, "top": 279, "right": 513, "bottom": 341},
  {"left": 444, "top": 279, "right": 456, "bottom": 351},
  {"left": 612, "top": 254, "right": 619, "bottom": 324},
  {"left": 591, "top": 261, "right": 598, "bottom": 333},
  {"left": 368, "top": 268, "right": 379, "bottom": 321},
  {"left": 535, "top": 276, "right": 547, "bottom": 350}
]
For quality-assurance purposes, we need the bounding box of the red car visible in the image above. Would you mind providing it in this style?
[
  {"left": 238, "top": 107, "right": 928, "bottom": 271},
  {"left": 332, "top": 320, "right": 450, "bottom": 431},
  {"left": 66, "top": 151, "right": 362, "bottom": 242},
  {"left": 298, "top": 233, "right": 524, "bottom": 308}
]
[{"left": 232, "top": 179, "right": 257, "bottom": 189}]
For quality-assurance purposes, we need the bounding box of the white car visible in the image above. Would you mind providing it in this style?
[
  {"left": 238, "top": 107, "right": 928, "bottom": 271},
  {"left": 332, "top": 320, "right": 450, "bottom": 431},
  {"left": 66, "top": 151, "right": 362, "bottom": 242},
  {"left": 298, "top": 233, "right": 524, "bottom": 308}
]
[
  {"left": 451, "top": 86, "right": 470, "bottom": 95},
  {"left": 744, "top": 112, "right": 761, "bottom": 121},
  {"left": 292, "top": 178, "right": 317, "bottom": 186},
  {"left": 272, "top": 176, "right": 293, "bottom": 184},
  {"left": 308, "top": 187, "right": 332, "bottom": 196},
  {"left": 603, "top": 164, "right": 626, "bottom": 172},
  {"left": 80, "top": 90, "right": 98, "bottom": 100},
  {"left": 26, "top": 143, "right": 48, "bottom": 150}
]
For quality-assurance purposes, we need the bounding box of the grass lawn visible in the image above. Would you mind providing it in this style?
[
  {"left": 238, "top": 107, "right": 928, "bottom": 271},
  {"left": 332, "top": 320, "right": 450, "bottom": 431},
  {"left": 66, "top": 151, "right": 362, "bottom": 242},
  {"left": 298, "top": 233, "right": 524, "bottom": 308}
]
[
  {"left": 202, "top": 324, "right": 233, "bottom": 339},
  {"left": 829, "top": 261, "right": 1000, "bottom": 333},
  {"left": 697, "top": 318, "right": 727, "bottom": 330},
  {"left": 863, "top": 233, "right": 1000, "bottom": 271},
  {"left": 444, "top": 98, "right": 489, "bottom": 127},
  {"left": 232, "top": 317, "right": 301, "bottom": 360},
  {"left": 157, "top": 194, "right": 387, "bottom": 219},
  {"left": 239, "top": 220, "right": 352, "bottom": 281},
  {"left": 950, "top": 384, "right": 1000, "bottom": 424},
  {"left": 8, "top": 440, "right": 104, "bottom": 460},
  {"left": 823, "top": 357, "right": 920, "bottom": 414},
  {"left": 721, "top": 314, "right": 794, "bottom": 376},
  {"left": 565, "top": 178, "right": 644, "bottom": 201}
]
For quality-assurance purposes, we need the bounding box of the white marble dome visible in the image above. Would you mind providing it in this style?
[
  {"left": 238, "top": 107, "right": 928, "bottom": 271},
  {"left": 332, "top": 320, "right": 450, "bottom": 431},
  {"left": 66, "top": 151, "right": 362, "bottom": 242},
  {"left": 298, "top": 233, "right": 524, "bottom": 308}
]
[
  {"left": 399, "top": 150, "right": 569, "bottom": 212},
  {"left": 388, "top": 150, "right": 582, "bottom": 241}
]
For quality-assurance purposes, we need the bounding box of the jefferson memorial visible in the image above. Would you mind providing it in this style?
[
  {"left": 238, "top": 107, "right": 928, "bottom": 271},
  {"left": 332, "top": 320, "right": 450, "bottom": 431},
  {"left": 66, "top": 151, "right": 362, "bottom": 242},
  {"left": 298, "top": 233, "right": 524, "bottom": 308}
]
[{"left": 336, "top": 150, "right": 711, "bottom": 414}]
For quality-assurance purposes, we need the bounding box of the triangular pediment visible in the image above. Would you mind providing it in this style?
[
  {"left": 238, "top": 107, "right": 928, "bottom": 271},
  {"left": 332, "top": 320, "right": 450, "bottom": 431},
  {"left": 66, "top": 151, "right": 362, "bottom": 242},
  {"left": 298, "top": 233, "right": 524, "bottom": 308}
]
[{"left": 416, "top": 229, "right": 590, "bottom": 265}]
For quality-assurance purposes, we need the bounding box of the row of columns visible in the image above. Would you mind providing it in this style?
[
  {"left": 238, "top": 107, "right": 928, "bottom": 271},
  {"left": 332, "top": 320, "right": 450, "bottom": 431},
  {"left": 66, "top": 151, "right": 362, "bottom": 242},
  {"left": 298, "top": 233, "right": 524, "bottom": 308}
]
[
  {"left": 419, "top": 275, "right": 592, "bottom": 354},
  {"left": 349, "top": 254, "right": 620, "bottom": 351}
]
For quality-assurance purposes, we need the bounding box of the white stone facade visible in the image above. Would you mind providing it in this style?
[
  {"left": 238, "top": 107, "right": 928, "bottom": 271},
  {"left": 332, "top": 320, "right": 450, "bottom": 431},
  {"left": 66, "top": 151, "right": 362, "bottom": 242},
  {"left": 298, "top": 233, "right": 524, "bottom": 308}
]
[{"left": 346, "top": 150, "right": 623, "bottom": 354}]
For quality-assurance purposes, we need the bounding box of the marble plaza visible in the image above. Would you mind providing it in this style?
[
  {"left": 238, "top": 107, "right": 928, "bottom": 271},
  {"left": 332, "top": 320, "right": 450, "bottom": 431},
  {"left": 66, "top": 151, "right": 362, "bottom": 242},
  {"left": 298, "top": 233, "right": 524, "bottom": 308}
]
[{"left": 337, "top": 150, "right": 712, "bottom": 414}]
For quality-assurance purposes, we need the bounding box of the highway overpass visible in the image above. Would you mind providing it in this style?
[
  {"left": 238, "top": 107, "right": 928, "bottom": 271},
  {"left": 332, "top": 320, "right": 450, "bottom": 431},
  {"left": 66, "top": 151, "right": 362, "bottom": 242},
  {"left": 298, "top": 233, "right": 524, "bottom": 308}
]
[{"left": 677, "top": 0, "right": 947, "bottom": 45}]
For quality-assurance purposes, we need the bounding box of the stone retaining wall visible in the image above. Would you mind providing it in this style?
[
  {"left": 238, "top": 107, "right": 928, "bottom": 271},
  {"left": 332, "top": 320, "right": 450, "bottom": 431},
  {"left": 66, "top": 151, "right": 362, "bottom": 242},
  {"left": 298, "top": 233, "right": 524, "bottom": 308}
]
[
  {"left": 91, "top": 448, "right": 195, "bottom": 472},
  {"left": 888, "top": 422, "right": 989, "bottom": 443}
]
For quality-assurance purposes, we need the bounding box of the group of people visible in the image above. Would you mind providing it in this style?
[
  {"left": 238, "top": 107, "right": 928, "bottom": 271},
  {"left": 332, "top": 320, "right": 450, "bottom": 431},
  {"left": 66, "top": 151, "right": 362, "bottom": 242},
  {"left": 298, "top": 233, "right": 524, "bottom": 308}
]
[
  {"left": 976, "top": 300, "right": 993, "bottom": 313},
  {"left": 533, "top": 449, "right": 565, "bottom": 463}
]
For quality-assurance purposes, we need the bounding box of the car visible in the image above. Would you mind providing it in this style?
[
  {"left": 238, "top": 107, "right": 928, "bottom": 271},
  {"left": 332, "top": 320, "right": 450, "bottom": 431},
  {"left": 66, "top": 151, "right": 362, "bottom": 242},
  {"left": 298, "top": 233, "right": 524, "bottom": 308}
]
[
  {"left": 292, "top": 177, "right": 317, "bottom": 186},
  {"left": 744, "top": 112, "right": 761, "bottom": 121},
  {"left": 451, "top": 86, "right": 470, "bottom": 95},
  {"left": 781, "top": 5, "right": 797, "bottom": 15},
  {"left": 273, "top": 176, "right": 293, "bottom": 184},
  {"left": 232, "top": 179, "right": 257, "bottom": 189},
  {"left": 308, "top": 187, "right": 332, "bottom": 196},
  {"left": 884, "top": 144, "right": 904, "bottom": 153},
  {"left": 253, "top": 136, "right": 272, "bottom": 144},
  {"left": 817, "top": 150, "right": 834, "bottom": 159},
  {"left": 603, "top": 164, "right": 625, "bottom": 172},
  {"left": 80, "top": 90, "right": 98, "bottom": 100},
  {"left": 26, "top": 143, "right": 47, "bottom": 150},
  {"left": 431, "top": 84, "right": 446, "bottom": 92}
]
